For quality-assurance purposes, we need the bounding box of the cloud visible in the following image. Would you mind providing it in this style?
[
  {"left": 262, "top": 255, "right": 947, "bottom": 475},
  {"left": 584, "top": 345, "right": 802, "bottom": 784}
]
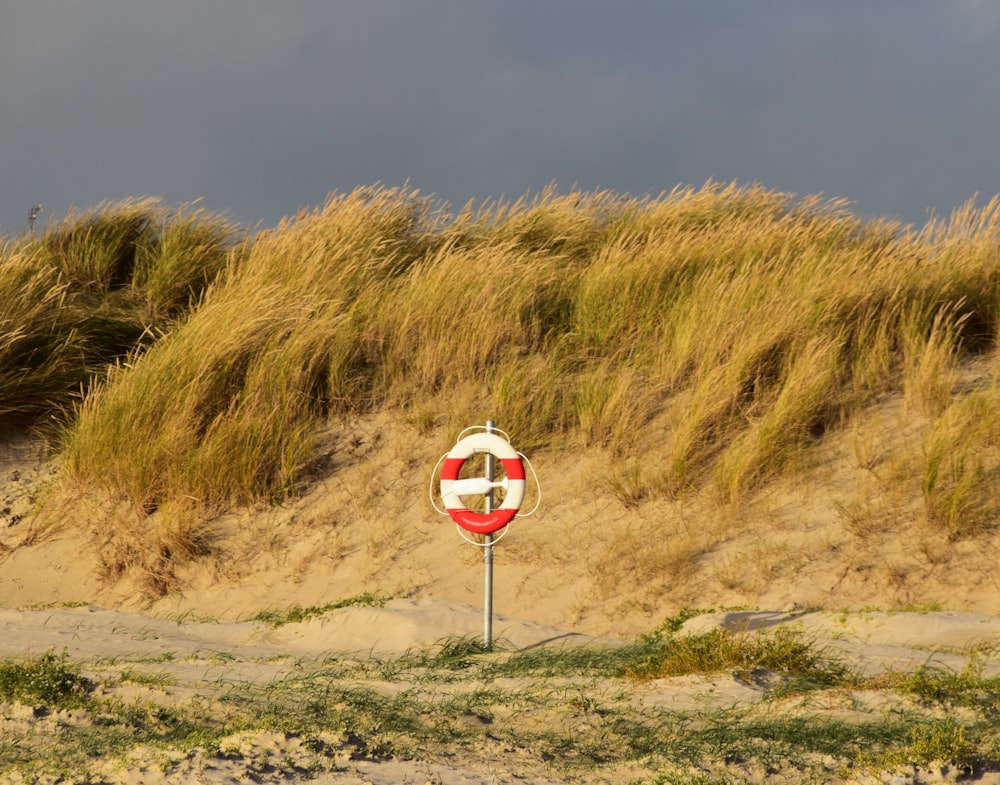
[{"left": 2, "top": 2, "right": 999, "bottom": 235}]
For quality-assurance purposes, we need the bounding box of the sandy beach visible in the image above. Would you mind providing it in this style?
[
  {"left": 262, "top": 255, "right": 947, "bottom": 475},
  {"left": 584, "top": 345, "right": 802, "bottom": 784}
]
[{"left": 2, "top": 424, "right": 999, "bottom": 783}]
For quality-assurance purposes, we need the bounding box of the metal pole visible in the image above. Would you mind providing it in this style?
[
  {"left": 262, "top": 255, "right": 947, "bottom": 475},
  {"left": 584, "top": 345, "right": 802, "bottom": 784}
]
[
  {"left": 484, "top": 419, "right": 495, "bottom": 649},
  {"left": 28, "top": 204, "right": 42, "bottom": 236}
]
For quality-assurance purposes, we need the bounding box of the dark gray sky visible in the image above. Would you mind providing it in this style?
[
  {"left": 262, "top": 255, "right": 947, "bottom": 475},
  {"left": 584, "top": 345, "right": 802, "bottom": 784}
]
[{"left": 3, "top": 2, "right": 999, "bottom": 236}]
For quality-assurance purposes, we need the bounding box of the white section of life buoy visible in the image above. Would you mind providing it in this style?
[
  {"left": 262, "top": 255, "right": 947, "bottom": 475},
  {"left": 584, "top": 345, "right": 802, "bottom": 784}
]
[{"left": 439, "top": 431, "right": 526, "bottom": 535}]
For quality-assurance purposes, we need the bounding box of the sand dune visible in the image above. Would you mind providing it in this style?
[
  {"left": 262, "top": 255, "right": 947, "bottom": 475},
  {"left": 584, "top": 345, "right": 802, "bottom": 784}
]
[{"left": 2, "top": 426, "right": 999, "bottom": 783}]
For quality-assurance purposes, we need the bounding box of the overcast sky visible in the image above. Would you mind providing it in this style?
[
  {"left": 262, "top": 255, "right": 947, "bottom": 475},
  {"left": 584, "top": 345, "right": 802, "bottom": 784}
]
[{"left": 2, "top": 2, "right": 999, "bottom": 237}]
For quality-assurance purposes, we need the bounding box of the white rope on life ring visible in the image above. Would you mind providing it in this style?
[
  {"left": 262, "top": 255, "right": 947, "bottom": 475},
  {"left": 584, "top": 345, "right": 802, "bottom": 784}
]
[{"left": 439, "top": 431, "right": 526, "bottom": 535}]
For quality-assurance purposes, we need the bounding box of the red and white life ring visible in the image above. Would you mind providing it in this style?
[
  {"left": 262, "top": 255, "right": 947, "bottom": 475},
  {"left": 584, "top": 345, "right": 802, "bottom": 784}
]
[{"left": 440, "top": 432, "right": 526, "bottom": 535}]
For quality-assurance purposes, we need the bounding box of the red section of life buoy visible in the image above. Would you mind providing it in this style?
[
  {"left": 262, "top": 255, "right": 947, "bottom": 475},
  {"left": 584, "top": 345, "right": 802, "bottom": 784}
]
[{"left": 440, "top": 432, "right": 526, "bottom": 535}]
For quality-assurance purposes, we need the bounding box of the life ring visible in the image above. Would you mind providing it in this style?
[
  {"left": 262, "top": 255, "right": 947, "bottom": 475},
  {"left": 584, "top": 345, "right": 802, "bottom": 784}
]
[{"left": 440, "top": 432, "right": 526, "bottom": 535}]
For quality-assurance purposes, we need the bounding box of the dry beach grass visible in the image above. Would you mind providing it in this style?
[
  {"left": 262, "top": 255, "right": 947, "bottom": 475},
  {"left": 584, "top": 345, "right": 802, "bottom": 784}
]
[{"left": 1, "top": 183, "right": 999, "bottom": 782}]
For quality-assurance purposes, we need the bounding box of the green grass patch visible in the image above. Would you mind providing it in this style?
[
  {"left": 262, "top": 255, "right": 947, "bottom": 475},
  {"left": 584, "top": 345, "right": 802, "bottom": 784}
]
[
  {"left": 0, "top": 651, "right": 92, "bottom": 708},
  {"left": 250, "top": 591, "right": 391, "bottom": 627},
  {"left": 866, "top": 658, "right": 1000, "bottom": 715},
  {"left": 625, "top": 627, "right": 854, "bottom": 687}
]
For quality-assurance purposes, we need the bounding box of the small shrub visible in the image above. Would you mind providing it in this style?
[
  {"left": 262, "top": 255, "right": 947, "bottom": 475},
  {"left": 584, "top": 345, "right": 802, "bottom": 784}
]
[{"left": 0, "top": 651, "right": 92, "bottom": 707}]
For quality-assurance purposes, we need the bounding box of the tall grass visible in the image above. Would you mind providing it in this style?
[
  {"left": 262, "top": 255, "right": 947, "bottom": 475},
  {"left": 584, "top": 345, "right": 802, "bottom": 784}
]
[
  {"left": 920, "top": 385, "right": 1000, "bottom": 539},
  {"left": 0, "top": 199, "right": 238, "bottom": 425},
  {"left": 4, "top": 183, "right": 999, "bottom": 590}
]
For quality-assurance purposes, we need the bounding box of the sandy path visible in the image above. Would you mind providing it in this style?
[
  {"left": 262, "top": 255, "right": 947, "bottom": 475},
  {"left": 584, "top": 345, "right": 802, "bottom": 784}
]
[{"left": 2, "top": 601, "right": 999, "bottom": 784}]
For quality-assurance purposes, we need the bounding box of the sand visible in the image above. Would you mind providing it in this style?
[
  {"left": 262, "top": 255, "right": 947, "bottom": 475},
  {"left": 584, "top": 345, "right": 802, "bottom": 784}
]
[
  {"left": 1, "top": 601, "right": 997, "bottom": 784},
  {"left": 2, "top": 421, "right": 999, "bottom": 783}
]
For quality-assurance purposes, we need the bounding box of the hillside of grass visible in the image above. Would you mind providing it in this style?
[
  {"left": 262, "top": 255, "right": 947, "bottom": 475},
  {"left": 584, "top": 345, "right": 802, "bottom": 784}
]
[{"left": 2, "top": 183, "right": 999, "bottom": 603}]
